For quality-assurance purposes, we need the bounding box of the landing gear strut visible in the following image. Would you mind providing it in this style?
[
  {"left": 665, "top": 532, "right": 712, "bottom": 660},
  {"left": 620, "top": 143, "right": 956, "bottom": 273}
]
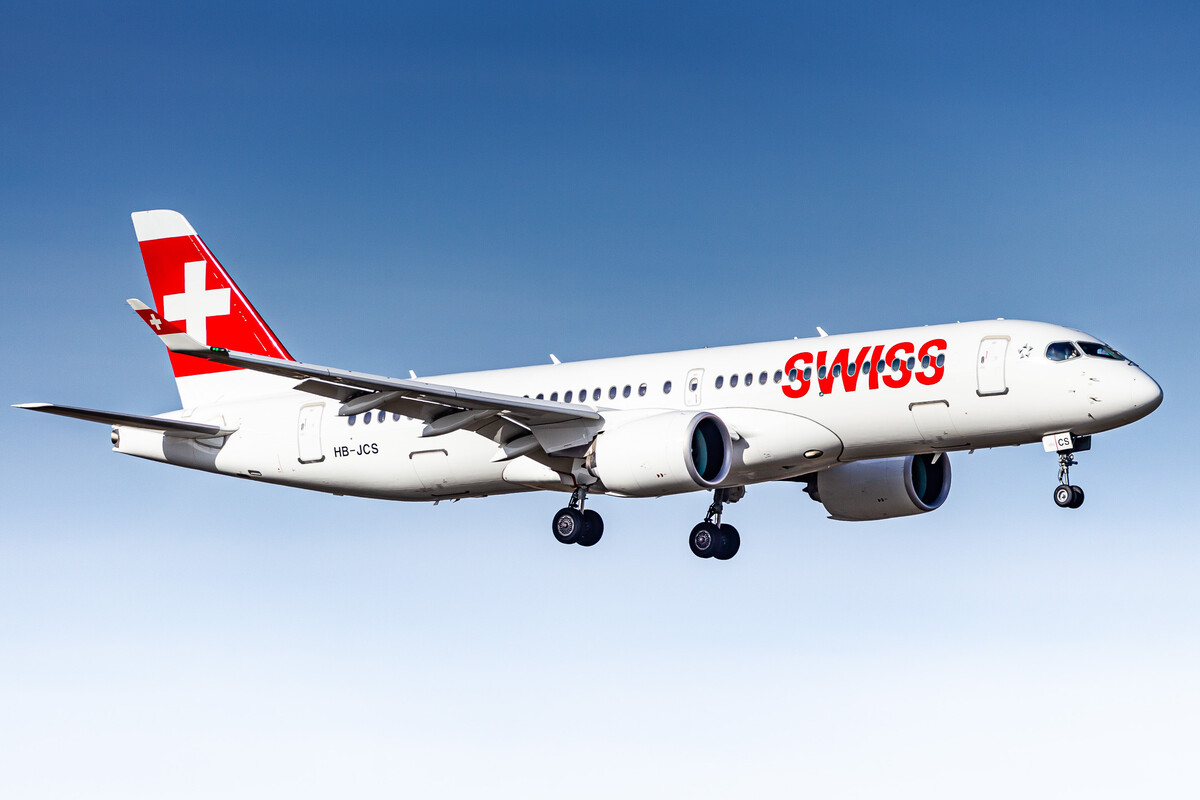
[
  {"left": 1053, "top": 451, "right": 1085, "bottom": 509},
  {"left": 552, "top": 486, "right": 603, "bottom": 547},
  {"left": 689, "top": 487, "right": 742, "bottom": 560}
]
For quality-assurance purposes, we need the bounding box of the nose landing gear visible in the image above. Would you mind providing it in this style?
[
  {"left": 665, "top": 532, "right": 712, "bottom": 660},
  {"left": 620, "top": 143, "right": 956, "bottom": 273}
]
[
  {"left": 1052, "top": 448, "right": 1086, "bottom": 509},
  {"left": 689, "top": 487, "right": 743, "bottom": 560},
  {"left": 552, "top": 486, "right": 604, "bottom": 546}
]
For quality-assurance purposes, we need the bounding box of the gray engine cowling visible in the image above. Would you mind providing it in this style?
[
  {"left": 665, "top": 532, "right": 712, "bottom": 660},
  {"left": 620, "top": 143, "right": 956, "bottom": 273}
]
[{"left": 806, "top": 453, "right": 951, "bottom": 521}]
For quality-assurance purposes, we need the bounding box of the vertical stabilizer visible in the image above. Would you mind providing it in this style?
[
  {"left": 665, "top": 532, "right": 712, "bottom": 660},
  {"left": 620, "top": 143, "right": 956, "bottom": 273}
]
[{"left": 132, "top": 210, "right": 295, "bottom": 408}]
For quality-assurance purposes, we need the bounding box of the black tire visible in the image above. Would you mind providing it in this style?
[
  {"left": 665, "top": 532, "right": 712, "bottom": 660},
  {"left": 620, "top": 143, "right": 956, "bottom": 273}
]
[
  {"left": 1053, "top": 484, "right": 1074, "bottom": 508},
  {"left": 578, "top": 510, "right": 604, "bottom": 547},
  {"left": 714, "top": 524, "right": 740, "bottom": 560},
  {"left": 689, "top": 522, "right": 722, "bottom": 558},
  {"left": 552, "top": 508, "right": 584, "bottom": 544},
  {"left": 1069, "top": 485, "right": 1085, "bottom": 509}
]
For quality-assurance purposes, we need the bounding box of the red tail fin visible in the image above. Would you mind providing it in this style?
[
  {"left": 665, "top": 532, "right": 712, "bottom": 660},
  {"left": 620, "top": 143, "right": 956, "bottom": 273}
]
[{"left": 132, "top": 210, "right": 293, "bottom": 379}]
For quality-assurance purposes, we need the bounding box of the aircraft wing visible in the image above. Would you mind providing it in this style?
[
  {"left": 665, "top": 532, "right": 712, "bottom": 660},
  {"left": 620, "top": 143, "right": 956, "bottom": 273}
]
[
  {"left": 14, "top": 402, "right": 237, "bottom": 438},
  {"left": 127, "top": 300, "right": 602, "bottom": 443}
]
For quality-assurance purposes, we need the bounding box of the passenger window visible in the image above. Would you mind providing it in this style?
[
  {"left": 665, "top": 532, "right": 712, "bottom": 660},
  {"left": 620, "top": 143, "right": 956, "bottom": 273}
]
[
  {"left": 537, "top": 393, "right": 544, "bottom": 400},
  {"left": 921, "top": 355, "right": 930, "bottom": 369},
  {"left": 906, "top": 357, "right": 916, "bottom": 370},
  {"left": 378, "top": 410, "right": 385, "bottom": 423},
  {"left": 773, "top": 370, "right": 782, "bottom": 384},
  {"left": 877, "top": 361, "right": 885, "bottom": 373},
  {"left": 832, "top": 364, "right": 841, "bottom": 378},
  {"left": 565, "top": 390, "right": 573, "bottom": 403},
  {"left": 623, "top": 385, "right": 631, "bottom": 398},
  {"left": 818, "top": 366, "right": 827, "bottom": 379},
  {"left": 550, "top": 392, "right": 558, "bottom": 402},
  {"left": 663, "top": 380, "right": 672, "bottom": 394},
  {"left": 638, "top": 383, "right": 647, "bottom": 397},
  {"left": 744, "top": 373, "right": 753, "bottom": 387},
  {"left": 803, "top": 367, "right": 812, "bottom": 381},
  {"left": 580, "top": 388, "right": 587, "bottom": 401},
  {"left": 392, "top": 413, "right": 401, "bottom": 421},
  {"left": 1046, "top": 341, "right": 1081, "bottom": 361},
  {"left": 609, "top": 386, "right": 617, "bottom": 400},
  {"left": 363, "top": 412, "right": 371, "bottom": 425},
  {"left": 788, "top": 368, "right": 797, "bottom": 381},
  {"left": 891, "top": 358, "right": 900, "bottom": 371},
  {"left": 348, "top": 415, "right": 356, "bottom": 426},
  {"left": 758, "top": 371, "right": 767, "bottom": 385},
  {"left": 730, "top": 374, "right": 739, "bottom": 387},
  {"left": 689, "top": 378, "right": 699, "bottom": 392},
  {"left": 593, "top": 388, "right": 601, "bottom": 401},
  {"left": 936, "top": 354, "right": 945, "bottom": 367},
  {"left": 847, "top": 362, "right": 856, "bottom": 377},
  {"left": 716, "top": 375, "right": 724, "bottom": 389}
]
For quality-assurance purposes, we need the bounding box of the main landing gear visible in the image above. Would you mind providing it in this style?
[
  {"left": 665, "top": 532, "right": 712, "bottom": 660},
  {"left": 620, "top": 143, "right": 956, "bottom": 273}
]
[
  {"left": 689, "top": 487, "right": 743, "bottom": 561},
  {"left": 552, "top": 486, "right": 603, "bottom": 547},
  {"left": 1053, "top": 451, "right": 1085, "bottom": 509}
]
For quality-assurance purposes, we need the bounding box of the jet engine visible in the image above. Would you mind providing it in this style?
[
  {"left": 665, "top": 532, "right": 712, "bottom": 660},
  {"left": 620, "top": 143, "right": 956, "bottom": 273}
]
[
  {"left": 591, "top": 411, "right": 732, "bottom": 497},
  {"left": 805, "top": 453, "right": 951, "bottom": 521}
]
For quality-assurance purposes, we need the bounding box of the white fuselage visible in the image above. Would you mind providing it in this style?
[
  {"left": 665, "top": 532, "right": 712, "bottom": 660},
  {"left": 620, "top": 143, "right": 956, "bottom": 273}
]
[{"left": 114, "top": 319, "right": 1161, "bottom": 501}]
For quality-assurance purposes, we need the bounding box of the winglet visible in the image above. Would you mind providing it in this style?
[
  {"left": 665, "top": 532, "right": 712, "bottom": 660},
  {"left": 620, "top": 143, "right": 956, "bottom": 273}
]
[{"left": 127, "top": 298, "right": 212, "bottom": 356}]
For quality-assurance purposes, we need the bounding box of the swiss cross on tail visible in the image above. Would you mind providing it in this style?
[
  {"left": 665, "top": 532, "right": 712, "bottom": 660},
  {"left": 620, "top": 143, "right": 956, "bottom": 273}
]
[{"left": 131, "top": 210, "right": 293, "bottom": 377}]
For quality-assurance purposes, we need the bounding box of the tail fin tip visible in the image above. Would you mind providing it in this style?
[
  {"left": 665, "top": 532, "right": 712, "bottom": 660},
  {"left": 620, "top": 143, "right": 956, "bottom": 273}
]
[{"left": 131, "top": 209, "right": 196, "bottom": 242}]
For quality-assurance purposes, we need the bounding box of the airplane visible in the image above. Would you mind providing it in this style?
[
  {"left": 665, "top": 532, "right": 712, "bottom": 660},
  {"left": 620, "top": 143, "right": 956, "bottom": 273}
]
[{"left": 16, "top": 210, "right": 1163, "bottom": 560}]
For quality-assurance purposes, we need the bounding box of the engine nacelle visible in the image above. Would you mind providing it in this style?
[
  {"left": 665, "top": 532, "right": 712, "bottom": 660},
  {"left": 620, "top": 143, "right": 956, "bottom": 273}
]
[
  {"left": 591, "top": 411, "right": 732, "bottom": 497},
  {"left": 808, "top": 453, "right": 951, "bottom": 521}
]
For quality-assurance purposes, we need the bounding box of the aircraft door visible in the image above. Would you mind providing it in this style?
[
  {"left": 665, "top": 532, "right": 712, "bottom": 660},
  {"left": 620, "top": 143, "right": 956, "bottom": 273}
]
[
  {"left": 977, "top": 337, "right": 1009, "bottom": 396},
  {"left": 685, "top": 368, "right": 704, "bottom": 407},
  {"left": 297, "top": 403, "right": 325, "bottom": 463}
]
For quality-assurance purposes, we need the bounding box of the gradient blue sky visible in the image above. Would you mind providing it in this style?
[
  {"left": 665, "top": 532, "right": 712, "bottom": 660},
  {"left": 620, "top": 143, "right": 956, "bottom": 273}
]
[{"left": 3, "top": 2, "right": 1198, "bottom": 797}]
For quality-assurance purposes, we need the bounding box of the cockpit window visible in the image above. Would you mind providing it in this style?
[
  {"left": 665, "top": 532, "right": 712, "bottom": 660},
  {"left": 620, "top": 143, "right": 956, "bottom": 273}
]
[
  {"left": 1046, "top": 341, "right": 1081, "bottom": 361},
  {"left": 1077, "top": 341, "right": 1126, "bottom": 361}
]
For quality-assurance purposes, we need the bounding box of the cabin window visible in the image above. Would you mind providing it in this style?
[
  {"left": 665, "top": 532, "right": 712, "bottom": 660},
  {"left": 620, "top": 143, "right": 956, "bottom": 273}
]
[
  {"left": 377, "top": 410, "right": 385, "bottom": 423},
  {"left": 788, "top": 368, "right": 797, "bottom": 381},
  {"left": 565, "top": 390, "right": 573, "bottom": 403},
  {"left": 715, "top": 375, "right": 724, "bottom": 389},
  {"left": 638, "top": 383, "right": 647, "bottom": 397},
  {"left": 847, "top": 362, "right": 857, "bottom": 377},
  {"left": 906, "top": 357, "right": 916, "bottom": 370},
  {"left": 593, "top": 388, "right": 601, "bottom": 401},
  {"left": 536, "top": 393, "right": 544, "bottom": 400},
  {"left": 936, "top": 354, "right": 945, "bottom": 367},
  {"left": 550, "top": 392, "right": 558, "bottom": 402},
  {"left": 623, "top": 385, "right": 631, "bottom": 398},
  {"left": 609, "top": 386, "right": 617, "bottom": 399},
  {"left": 773, "top": 370, "right": 783, "bottom": 383},
  {"left": 348, "top": 415, "right": 356, "bottom": 426},
  {"left": 663, "top": 380, "right": 672, "bottom": 394},
  {"left": 832, "top": 364, "right": 841, "bottom": 378},
  {"left": 744, "top": 373, "right": 753, "bottom": 387},
  {"left": 921, "top": 355, "right": 930, "bottom": 369},
  {"left": 818, "top": 366, "right": 827, "bottom": 379},
  {"left": 393, "top": 413, "right": 401, "bottom": 421},
  {"left": 363, "top": 412, "right": 371, "bottom": 424},
  {"left": 803, "top": 367, "right": 812, "bottom": 381},
  {"left": 891, "top": 358, "right": 901, "bottom": 371},
  {"left": 877, "top": 360, "right": 885, "bottom": 374},
  {"left": 758, "top": 371, "right": 768, "bottom": 385},
  {"left": 730, "top": 374, "right": 739, "bottom": 387}
]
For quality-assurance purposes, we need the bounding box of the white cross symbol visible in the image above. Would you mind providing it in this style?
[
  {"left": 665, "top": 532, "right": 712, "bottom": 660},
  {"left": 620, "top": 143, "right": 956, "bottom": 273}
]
[
  {"left": 162, "top": 260, "right": 230, "bottom": 345},
  {"left": 149, "top": 313, "right": 162, "bottom": 331}
]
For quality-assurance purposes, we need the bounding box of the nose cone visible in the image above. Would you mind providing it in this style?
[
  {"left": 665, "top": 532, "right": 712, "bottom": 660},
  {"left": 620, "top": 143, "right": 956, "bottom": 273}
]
[{"left": 1130, "top": 372, "right": 1163, "bottom": 416}]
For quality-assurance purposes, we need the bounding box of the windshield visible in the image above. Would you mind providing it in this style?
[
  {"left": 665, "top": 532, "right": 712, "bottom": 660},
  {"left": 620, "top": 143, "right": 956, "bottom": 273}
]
[
  {"left": 1077, "top": 341, "right": 1127, "bottom": 361},
  {"left": 1046, "top": 341, "right": 1081, "bottom": 361}
]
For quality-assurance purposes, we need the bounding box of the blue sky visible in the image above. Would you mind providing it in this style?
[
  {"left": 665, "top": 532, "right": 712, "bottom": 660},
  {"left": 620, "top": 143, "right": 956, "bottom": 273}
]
[{"left": 3, "top": 2, "right": 1198, "bottom": 797}]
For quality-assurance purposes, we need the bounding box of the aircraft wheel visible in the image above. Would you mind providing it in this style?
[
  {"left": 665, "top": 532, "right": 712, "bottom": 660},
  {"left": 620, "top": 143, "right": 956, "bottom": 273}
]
[
  {"left": 1068, "top": 485, "right": 1085, "bottom": 509},
  {"left": 552, "top": 508, "right": 585, "bottom": 544},
  {"left": 577, "top": 510, "right": 604, "bottom": 547},
  {"left": 689, "top": 522, "right": 723, "bottom": 558},
  {"left": 1053, "top": 484, "right": 1075, "bottom": 508},
  {"left": 714, "top": 524, "right": 740, "bottom": 560}
]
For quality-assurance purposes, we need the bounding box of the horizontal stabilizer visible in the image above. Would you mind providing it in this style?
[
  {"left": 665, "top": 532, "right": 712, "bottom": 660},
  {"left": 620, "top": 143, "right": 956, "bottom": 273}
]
[{"left": 14, "top": 403, "right": 237, "bottom": 438}]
